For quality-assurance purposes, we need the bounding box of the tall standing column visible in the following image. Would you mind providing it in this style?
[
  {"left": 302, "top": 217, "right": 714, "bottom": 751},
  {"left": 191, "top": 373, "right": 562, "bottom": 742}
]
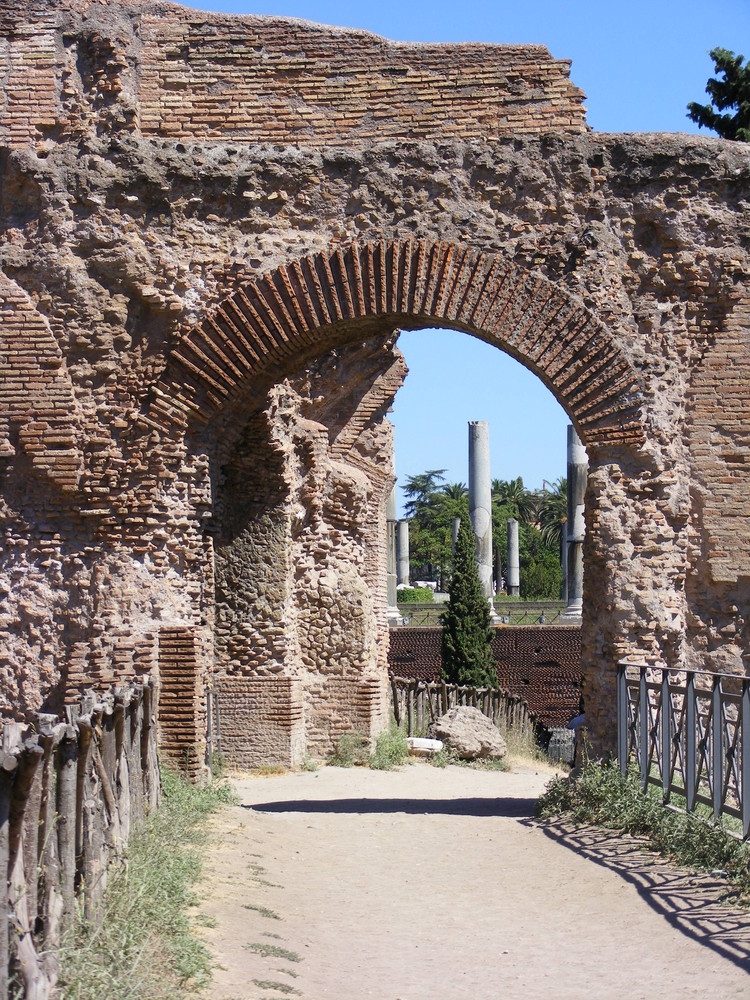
[
  {"left": 507, "top": 518, "right": 520, "bottom": 597},
  {"left": 386, "top": 486, "right": 401, "bottom": 625},
  {"left": 468, "top": 421, "right": 493, "bottom": 600},
  {"left": 561, "top": 518, "right": 568, "bottom": 605},
  {"left": 565, "top": 424, "right": 587, "bottom": 617},
  {"left": 396, "top": 519, "right": 410, "bottom": 588}
]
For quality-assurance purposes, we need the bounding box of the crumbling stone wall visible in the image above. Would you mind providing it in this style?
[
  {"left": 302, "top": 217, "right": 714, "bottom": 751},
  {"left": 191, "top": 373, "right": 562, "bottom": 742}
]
[{"left": 1, "top": 0, "right": 749, "bottom": 764}]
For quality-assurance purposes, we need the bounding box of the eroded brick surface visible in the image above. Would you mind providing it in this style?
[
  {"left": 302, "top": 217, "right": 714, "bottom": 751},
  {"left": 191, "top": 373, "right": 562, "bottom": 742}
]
[{"left": 1, "top": 0, "right": 749, "bottom": 762}]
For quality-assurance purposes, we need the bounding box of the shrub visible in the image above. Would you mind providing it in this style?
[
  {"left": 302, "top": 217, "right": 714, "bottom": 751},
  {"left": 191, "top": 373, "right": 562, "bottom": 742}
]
[
  {"left": 397, "top": 587, "right": 434, "bottom": 603},
  {"left": 369, "top": 727, "right": 409, "bottom": 770},
  {"left": 328, "top": 732, "right": 370, "bottom": 767}
]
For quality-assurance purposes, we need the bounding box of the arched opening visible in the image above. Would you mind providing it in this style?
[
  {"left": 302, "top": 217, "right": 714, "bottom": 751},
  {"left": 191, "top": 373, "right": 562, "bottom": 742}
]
[
  {"left": 152, "top": 238, "right": 651, "bottom": 766},
  {"left": 389, "top": 326, "right": 570, "bottom": 599}
]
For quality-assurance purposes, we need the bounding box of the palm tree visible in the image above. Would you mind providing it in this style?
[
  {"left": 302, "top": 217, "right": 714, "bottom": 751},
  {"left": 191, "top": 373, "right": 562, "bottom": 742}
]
[
  {"left": 491, "top": 477, "right": 536, "bottom": 524},
  {"left": 441, "top": 482, "right": 468, "bottom": 501},
  {"left": 538, "top": 477, "right": 567, "bottom": 550}
]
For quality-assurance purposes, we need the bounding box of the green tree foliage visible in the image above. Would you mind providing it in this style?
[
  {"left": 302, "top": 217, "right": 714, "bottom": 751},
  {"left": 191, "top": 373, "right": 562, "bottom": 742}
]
[
  {"left": 520, "top": 525, "right": 563, "bottom": 600},
  {"left": 687, "top": 48, "right": 750, "bottom": 141},
  {"left": 537, "top": 476, "right": 567, "bottom": 550},
  {"left": 402, "top": 469, "right": 447, "bottom": 517},
  {"left": 491, "top": 477, "right": 537, "bottom": 525},
  {"left": 440, "top": 516, "right": 497, "bottom": 687},
  {"left": 402, "top": 469, "right": 565, "bottom": 600},
  {"left": 402, "top": 471, "right": 469, "bottom": 588}
]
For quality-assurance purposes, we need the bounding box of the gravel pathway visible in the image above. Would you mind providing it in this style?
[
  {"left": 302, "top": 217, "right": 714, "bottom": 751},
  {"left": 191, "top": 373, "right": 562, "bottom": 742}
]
[{"left": 198, "top": 761, "right": 750, "bottom": 1000}]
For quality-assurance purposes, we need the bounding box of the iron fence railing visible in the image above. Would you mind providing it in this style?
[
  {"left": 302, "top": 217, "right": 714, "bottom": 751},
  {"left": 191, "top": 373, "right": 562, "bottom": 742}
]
[
  {"left": 396, "top": 601, "right": 566, "bottom": 627},
  {"left": 617, "top": 661, "right": 750, "bottom": 839}
]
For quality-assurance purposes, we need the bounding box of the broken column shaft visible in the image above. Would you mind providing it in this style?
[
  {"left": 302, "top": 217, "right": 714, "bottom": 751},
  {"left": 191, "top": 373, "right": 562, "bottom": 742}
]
[
  {"left": 396, "top": 519, "right": 410, "bottom": 587},
  {"left": 507, "top": 518, "right": 520, "bottom": 597}
]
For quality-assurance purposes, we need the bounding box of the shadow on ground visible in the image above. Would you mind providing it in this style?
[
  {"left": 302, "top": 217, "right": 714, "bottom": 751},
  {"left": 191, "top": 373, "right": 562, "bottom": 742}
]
[
  {"left": 244, "top": 796, "right": 537, "bottom": 818},
  {"left": 531, "top": 816, "right": 750, "bottom": 975}
]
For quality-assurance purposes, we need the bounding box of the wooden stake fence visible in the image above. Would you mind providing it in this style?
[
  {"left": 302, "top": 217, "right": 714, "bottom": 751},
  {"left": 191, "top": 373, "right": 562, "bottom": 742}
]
[
  {"left": 1, "top": 680, "right": 160, "bottom": 999},
  {"left": 389, "top": 676, "right": 536, "bottom": 741}
]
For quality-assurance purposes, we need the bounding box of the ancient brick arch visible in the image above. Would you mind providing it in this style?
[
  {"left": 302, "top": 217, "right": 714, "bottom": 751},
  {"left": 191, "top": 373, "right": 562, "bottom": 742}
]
[
  {"left": 166, "top": 237, "right": 656, "bottom": 763},
  {"left": 153, "top": 239, "right": 646, "bottom": 450}
]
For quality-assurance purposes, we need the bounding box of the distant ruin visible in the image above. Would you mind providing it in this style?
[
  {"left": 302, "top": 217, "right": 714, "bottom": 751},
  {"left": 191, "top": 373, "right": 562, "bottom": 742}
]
[{"left": 1, "top": 0, "right": 749, "bottom": 766}]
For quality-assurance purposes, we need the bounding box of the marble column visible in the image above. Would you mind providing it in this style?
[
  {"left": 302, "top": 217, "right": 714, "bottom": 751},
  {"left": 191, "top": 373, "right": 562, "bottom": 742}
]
[
  {"left": 396, "top": 519, "right": 410, "bottom": 587},
  {"left": 507, "top": 518, "right": 520, "bottom": 597},
  {"left": 386, "top": 486, "right": 401, "bottom": 625},
  {"left": 565, "top": 424, "right": 587, "bottom": 617},
  {"left": 468, "top": 421, "right": 493, "bottom": 600}
]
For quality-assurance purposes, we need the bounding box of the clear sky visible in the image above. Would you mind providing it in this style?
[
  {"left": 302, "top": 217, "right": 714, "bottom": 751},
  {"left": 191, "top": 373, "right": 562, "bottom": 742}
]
[{"left": 179, "top": 0, "right": 750, "bottom": 510}]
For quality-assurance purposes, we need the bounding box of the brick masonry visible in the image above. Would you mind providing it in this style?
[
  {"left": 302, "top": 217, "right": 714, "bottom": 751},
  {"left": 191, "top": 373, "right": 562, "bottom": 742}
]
[
  {"left": 389, "top": 626, "right": 582, "bottom": 729},
  {"left": 1, "top": 0, "right": 749, "bottom": 764}
]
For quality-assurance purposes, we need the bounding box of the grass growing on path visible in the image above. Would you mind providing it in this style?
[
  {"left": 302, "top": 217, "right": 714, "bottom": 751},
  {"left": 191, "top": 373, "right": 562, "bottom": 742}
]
[
  {"left": 56, "top": 769, "right": 234, "bottom": 999},
  {"left": 537, "top": 761, "right": 750, "bottom": 904},
  {"left": 328, "top": 726, "right": 410, "bottom": 770}
]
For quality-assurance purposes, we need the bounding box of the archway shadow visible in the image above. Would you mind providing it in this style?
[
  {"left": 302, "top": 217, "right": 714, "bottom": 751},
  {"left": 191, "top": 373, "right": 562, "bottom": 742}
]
[
  {"left": 243, "top": 796, "right": 537, "bottom": 818},
  {"left": 527, "top": 816, "right": 750, "bottom": 974}
]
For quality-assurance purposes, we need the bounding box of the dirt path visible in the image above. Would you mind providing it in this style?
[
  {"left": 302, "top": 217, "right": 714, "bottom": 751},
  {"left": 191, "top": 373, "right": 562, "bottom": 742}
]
[{"left": 197, "top": 761, "right": 750, "bottom": 1000}]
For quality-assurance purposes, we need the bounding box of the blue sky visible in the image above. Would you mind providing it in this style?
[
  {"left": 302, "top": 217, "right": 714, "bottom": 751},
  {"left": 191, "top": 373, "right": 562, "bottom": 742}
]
[{"left": 179, "top": 0, "right": 750, "bottom": 510}]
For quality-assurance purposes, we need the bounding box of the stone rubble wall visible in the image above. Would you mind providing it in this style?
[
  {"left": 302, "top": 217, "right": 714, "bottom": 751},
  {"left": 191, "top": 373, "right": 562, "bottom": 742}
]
[{"left": 0, "top": 0, "right": 748, "bottom": 763}]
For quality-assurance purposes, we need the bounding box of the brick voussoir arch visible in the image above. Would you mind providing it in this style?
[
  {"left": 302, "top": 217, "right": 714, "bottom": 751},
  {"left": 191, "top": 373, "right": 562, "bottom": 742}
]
[{"left": 150, "top": 238, "right": 646, "bottom": 447}]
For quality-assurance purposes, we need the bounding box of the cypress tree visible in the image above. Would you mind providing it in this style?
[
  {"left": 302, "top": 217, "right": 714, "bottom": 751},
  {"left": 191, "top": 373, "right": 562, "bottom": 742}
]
[{"left": 440, "top": 516, "right": 497, "bottom": 688}]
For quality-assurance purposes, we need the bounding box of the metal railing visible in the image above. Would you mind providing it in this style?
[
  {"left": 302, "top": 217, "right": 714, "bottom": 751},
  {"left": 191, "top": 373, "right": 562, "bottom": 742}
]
[
  {"left": 396, "top": 601, "right": 567, "bottom": 627},
  {"left": 617, "top": 661, "right": 750, "bottom": 839}
]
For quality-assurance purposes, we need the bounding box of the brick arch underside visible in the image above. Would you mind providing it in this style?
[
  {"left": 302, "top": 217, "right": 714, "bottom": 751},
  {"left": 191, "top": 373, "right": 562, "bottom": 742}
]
[{"left": 151, "top": 239, "right": 646, "bottom": 448}]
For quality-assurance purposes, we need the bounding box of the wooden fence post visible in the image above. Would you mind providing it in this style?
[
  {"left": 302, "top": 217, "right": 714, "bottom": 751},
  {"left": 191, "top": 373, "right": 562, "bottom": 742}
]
[
  {"left": 0, "top": 755, "right": 17, "bottom": 1000},
  {"left": 56, "top": 729, "right": 78, "bottom": 930},
  {"left": 38, "top": 728, "right": 63, "bottom": 986}
]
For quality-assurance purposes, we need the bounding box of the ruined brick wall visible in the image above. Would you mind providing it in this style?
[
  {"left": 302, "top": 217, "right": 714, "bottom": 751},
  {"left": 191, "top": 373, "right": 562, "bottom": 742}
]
[
  {"left": 389, "top": 626, "right": 582, "bottom": 729},
  {"left": 1, "top": 0, "right": 749, "bottom": 763},
  {"left": 136, "top": 11, "right": 586, "bottom": 143},
  {"left": 0, "top": 0, "right": 586, "bottom": 150}
]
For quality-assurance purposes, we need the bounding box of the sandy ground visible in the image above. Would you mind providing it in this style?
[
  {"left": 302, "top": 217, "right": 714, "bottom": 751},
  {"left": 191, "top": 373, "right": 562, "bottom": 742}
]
[{"left": 197, "top": 760, "right": 750, "bottom": 1000}]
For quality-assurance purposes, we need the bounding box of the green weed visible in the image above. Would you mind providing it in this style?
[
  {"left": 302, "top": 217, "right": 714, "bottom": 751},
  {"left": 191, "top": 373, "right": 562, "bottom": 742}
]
[
  {"left": 252, "top": 981, "right": 301, "bottom": 995},
  {"left": 242, "top": 903, "right": 281, "bottom": 920},
  {"left": 56, "top": 769, "right": 235, "bottom": 999},
  {"left": 244, "top": 943, "right": 301, "bottom": 962},
  {"left": 328, "top": 732, "right": 370, "bottom": 767},
  {"left": 369, "top": 726, "right": 410, "bottom": 770}
]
